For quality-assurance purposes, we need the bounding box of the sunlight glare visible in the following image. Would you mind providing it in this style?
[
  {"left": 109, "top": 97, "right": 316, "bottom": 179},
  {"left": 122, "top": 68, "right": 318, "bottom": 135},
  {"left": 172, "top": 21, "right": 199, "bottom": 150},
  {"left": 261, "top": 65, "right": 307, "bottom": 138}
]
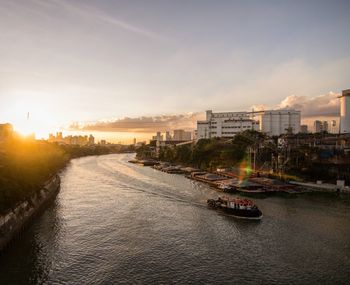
[{"left": 10, "top": 97, "right": 56, "bottom": 139}]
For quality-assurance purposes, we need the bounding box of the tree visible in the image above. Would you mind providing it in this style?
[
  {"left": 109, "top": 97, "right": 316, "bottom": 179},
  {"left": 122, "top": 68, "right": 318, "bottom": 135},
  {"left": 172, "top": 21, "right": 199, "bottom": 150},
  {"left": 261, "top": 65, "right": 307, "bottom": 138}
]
[{"left": 175, "top": 145, "right": 192, "bottom": 164}]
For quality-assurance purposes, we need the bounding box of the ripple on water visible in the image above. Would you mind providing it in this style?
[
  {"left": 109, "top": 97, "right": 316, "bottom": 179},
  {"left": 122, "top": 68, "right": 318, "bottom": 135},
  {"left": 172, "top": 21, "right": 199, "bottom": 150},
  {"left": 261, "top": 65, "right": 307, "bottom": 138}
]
[{"left": 1, "top": 153, "right": 350, "bottom": 285}]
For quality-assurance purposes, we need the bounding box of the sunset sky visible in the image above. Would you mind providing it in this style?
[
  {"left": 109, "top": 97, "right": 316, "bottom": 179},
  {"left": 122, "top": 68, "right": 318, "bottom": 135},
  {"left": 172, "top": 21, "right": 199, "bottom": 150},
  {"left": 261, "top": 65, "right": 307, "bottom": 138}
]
[{"left": 0, "top": 0, "right": 349, "bottom": 142}]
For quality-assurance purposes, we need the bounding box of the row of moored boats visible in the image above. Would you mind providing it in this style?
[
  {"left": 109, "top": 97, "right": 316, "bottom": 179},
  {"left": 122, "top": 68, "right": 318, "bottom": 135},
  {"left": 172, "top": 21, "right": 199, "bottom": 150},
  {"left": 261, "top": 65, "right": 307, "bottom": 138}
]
[{"left": 129, "top": 159, "right": 264, "bottom": 220}]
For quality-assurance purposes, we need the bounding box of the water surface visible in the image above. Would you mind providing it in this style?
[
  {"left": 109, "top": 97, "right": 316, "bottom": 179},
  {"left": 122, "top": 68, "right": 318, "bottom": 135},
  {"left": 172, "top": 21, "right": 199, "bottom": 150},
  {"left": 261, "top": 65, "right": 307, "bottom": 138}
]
[{"left": 1, "top": 154, "right": 350, "bottom": 284}]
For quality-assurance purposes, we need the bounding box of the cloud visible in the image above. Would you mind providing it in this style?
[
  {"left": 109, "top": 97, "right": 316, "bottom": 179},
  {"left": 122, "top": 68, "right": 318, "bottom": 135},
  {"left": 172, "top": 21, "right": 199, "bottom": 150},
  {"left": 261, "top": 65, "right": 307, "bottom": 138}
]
[
  {"left": 278, "top": 92, "right": 340, "bottom": 117},
  {"left": 69, "top": 113, "right": 205, "bottom": 133},
  {"left": 72, "top": 92, "right": 341, "bottom": 134},
  {"left": 252, "top": 92, "right": 340, "bottom": 117}
]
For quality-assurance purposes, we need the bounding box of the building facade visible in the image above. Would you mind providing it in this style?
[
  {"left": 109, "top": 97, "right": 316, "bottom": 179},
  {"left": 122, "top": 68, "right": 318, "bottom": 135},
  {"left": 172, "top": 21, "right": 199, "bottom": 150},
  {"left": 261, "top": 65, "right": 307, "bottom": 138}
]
[
  {"left": 0, "top": 123, "right": 13, "bottom": 142},
  {"left": 151, "top": 130, "right": 191, "bottom": 142},
  {"left": 330, "top": 120, "right": 338, "bottom": 134},
  {"left": 173, "top": 129, "right": 191, "bottom": 141},
  {"left": 313, "top": 120, "right": 329, "bottom": 133},
  {"left": 314, "top": 120, "right": 322, "bottom": 133},
  {"left": 165, "top": 131, "right": 172, "bottom": 141},
  {"left": 89, "top": 134, "right": 95, "bottom": 145},
  {"left": 152, "top": 131, "right": 163, "bottom": 142},
  {"left": 258, "top": 110, "right": 301, "bottom": 136},
  {"left": 300, "top": 125, "right": 308, "bottom": 133},
  {"left": 197, "top": 110, "right": 259, "bottom": 139},
  {"left": 197, "top": 109, "right": 300, "bottom": 139},
  {"left": 48, "top": 133, "right": 95, "bottom": 146},
  {"left": 340, "top": 89, "right": 350, "bottom": 134}
]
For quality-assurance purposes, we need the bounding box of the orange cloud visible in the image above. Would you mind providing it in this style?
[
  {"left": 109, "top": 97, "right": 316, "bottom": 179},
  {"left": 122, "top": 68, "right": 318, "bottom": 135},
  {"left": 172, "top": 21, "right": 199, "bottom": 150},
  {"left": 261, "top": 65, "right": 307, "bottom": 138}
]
[{"left": 69, "top": 113, "right": 205, "bottom": 133}]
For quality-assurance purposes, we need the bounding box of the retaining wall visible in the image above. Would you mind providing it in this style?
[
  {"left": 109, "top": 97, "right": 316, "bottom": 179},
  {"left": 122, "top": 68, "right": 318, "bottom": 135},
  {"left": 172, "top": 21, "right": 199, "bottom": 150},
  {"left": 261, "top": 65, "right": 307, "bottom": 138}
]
[{"left": 0, "top": 175, "right": 61, "bottom": 251}]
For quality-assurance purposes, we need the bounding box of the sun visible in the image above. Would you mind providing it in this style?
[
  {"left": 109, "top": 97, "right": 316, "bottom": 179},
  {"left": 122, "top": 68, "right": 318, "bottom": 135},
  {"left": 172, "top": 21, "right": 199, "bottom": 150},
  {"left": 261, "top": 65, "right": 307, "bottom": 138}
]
[
  {"left": 13, "top": 114, "right": 56, "bottom": 139},
  {"left": 10, "top": 100, "right": 56, "bottom": 139},
  {"left": 14, "top": 118, "right": 35, "bottom": 137}
]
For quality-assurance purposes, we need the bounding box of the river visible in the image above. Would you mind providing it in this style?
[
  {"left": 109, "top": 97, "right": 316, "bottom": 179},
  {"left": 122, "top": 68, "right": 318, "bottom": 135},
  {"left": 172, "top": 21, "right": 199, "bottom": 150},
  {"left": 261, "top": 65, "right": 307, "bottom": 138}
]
[{"left": 1, "top": 154, "right": 350, "bottom": 284}]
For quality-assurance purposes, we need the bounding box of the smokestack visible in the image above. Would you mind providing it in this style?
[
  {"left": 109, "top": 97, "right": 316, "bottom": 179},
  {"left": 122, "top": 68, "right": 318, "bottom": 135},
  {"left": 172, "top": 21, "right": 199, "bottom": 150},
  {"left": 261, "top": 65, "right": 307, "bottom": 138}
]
[{"left": 340, "top": 89, "right": 350, "bottom": 134}]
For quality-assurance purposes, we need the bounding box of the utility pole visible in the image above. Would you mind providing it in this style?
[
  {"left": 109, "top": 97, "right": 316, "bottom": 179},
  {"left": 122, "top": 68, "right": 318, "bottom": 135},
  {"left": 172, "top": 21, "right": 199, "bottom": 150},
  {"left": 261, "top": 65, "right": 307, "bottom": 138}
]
[{"left": 253, "top": 147, "right": 256, "bottom": 171}]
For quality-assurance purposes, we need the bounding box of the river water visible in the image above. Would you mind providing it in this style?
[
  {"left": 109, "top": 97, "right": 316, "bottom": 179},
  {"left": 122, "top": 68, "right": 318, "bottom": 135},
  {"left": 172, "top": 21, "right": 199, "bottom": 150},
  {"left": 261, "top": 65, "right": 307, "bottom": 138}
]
[{"left": 1, "top": 154, "right": 350, "bottom": 284}]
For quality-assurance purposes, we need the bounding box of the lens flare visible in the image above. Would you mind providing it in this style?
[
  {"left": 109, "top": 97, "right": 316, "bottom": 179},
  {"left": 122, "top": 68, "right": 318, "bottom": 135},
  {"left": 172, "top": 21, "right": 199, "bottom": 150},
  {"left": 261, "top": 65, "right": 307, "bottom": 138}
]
[{"left": 238, "top": 155, "right": 252, "bottom": 181}]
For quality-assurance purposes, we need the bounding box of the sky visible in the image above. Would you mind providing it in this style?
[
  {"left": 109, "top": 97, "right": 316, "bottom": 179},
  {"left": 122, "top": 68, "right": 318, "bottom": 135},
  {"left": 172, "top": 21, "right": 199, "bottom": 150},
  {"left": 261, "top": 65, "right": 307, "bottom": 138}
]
[{"left": 0, "top": 0, "right": 349, "bottom": 141}]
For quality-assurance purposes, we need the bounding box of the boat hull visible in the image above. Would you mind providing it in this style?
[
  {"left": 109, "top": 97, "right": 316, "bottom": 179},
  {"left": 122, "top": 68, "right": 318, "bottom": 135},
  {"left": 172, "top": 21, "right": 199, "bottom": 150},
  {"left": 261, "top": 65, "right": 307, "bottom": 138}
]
[
  {"left": 220, "top": 207, "right": 263, "bottom": 220},
  {"left": 207, "top": 199, "right": 263, "bottom": 220}
]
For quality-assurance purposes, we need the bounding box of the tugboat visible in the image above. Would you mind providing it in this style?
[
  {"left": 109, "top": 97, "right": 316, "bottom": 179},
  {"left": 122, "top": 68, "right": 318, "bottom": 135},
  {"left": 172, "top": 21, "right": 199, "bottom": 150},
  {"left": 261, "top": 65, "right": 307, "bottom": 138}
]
[{"left": 207, "top": 196, "right": 263, "bottom": 220}]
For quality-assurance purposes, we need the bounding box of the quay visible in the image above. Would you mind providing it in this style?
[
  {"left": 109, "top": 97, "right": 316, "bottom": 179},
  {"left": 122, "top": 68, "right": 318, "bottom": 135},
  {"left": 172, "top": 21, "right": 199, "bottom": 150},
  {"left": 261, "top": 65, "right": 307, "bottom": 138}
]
[{"left": 289, "top": 181, "right": 350, "bottom": 194}]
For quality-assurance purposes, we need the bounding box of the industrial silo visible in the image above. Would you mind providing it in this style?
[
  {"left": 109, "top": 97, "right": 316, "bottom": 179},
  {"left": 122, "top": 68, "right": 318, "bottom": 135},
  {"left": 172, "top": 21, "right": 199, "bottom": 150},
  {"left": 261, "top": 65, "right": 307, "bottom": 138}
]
[{"left": 340, "top": 89, "right": 350, "bottom": 134}]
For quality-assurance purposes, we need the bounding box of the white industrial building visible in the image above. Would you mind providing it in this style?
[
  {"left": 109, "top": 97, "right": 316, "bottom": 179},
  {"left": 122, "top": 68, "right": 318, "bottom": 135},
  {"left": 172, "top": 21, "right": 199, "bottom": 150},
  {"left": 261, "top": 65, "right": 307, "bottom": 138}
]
[
  {"left": 258, "top": 110, "right": 301, "bottom": 136},
  {"left": 197, "top": 109, "right": 300, "bottom": 139},
  {"left": 197, "top": 110, "right": 259, "bottom": 139},
  {"left": 340, "top": 89, "right": 350, "bottom": 134}
]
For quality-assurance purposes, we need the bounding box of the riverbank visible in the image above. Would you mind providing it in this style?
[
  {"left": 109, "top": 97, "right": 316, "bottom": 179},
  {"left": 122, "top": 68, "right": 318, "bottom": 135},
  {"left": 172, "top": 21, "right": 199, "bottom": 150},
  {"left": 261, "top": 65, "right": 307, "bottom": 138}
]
[
  {"left": 130, "top": 158, "right": 349, "bottom": 195},
  {"left": 0, "top": 149, "right": 130, "bottom": 251},
  {"left": 0, "top": 175, "right": 61, "bottom": 252},
  {"left": 3, "top": 153, "right": 348, "bottom": 284},
  {"left": 0, "top": 137, "right": 134, "bottom": 214},
  {"left": 0, "top": 146, "right": 135, "bottom": 251}
]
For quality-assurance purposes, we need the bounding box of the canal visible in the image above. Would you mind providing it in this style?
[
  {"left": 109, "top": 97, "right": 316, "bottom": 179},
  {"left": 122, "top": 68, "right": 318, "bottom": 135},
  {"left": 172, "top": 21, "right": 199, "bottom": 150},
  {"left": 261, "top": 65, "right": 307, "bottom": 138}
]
[{"left": 1, "top": 154, "right": 350, "bottom": 284}]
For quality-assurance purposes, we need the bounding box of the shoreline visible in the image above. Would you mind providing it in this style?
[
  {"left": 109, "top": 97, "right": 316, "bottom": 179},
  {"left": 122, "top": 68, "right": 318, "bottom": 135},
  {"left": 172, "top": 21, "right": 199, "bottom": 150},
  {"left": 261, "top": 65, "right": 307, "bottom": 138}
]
[
  {"left": 132, "top": 158, "right": 350, "bottom": 195},
  {"left": 0, "top": 152, "right": 124, "bottom": 252},
  {"left": 0, "top": 175, "right": 61, "bottom": 252}
]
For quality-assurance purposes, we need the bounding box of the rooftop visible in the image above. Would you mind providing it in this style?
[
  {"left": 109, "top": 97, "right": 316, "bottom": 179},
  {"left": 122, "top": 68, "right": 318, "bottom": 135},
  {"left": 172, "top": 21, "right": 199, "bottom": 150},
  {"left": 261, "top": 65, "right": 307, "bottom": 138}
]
[{"left": 342, "top": 89, "right": 350, "bottom": 96}]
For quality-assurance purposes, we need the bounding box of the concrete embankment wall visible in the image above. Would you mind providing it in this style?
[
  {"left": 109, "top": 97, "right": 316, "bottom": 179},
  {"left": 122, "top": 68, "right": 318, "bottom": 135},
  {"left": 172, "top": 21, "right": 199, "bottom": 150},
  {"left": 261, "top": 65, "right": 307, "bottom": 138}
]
[
  {"left": 290, "top": 181, "right": 350, "bottom": 193},
  {"left": 0, "top": 175, "right": 61, "bottom": 252}
]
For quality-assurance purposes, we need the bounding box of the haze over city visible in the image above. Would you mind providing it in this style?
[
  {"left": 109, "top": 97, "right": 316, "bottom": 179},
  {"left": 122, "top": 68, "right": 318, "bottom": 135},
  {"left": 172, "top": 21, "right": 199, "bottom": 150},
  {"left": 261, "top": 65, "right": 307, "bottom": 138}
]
[{"left": 1, "top": 0, "right": 350, "bottom": 142}]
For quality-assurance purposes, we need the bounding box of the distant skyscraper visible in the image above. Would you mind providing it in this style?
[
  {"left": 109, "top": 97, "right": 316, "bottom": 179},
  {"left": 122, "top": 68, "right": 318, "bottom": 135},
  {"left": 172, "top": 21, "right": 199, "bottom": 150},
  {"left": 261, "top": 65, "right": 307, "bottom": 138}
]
[
  {"left": 173, "top": 129, "right": 192, "bottom": 141},
  {"left": 313, "top": 120, "right": 329, "bottom": 133},
  {"left": 330, "top": 120, "right": 337, "bottom": 134},
  {"left": 300, "top": 125, "right": 308, "bottom": 133},
  {"left": 314, "top": 120, "right": 322, "bottom": 133},
  {"left": 152, "top": 131, "right": 163, "bottom": 141},
  {"left": 322, "top": 121, "right": 329, "bottom": 133},
  {"left": 165, "top": 131, "right": 172, "bottom": 141},
  {"left": 48, "top": 133, "right": 55, "bottom": 142},
  {"left": 56, "top": 132, "right": 63, "bottom": 142},
  {"left": 89, "top": 135, "right": 95, "bottom": 145}
]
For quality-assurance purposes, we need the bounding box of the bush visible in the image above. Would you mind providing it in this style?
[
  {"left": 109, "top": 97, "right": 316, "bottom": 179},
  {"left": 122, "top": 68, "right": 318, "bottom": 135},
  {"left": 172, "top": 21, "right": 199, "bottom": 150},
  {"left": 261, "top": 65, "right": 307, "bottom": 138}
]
[{"left": 0, "top": 138, "right": 68, "bottom": 213}]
